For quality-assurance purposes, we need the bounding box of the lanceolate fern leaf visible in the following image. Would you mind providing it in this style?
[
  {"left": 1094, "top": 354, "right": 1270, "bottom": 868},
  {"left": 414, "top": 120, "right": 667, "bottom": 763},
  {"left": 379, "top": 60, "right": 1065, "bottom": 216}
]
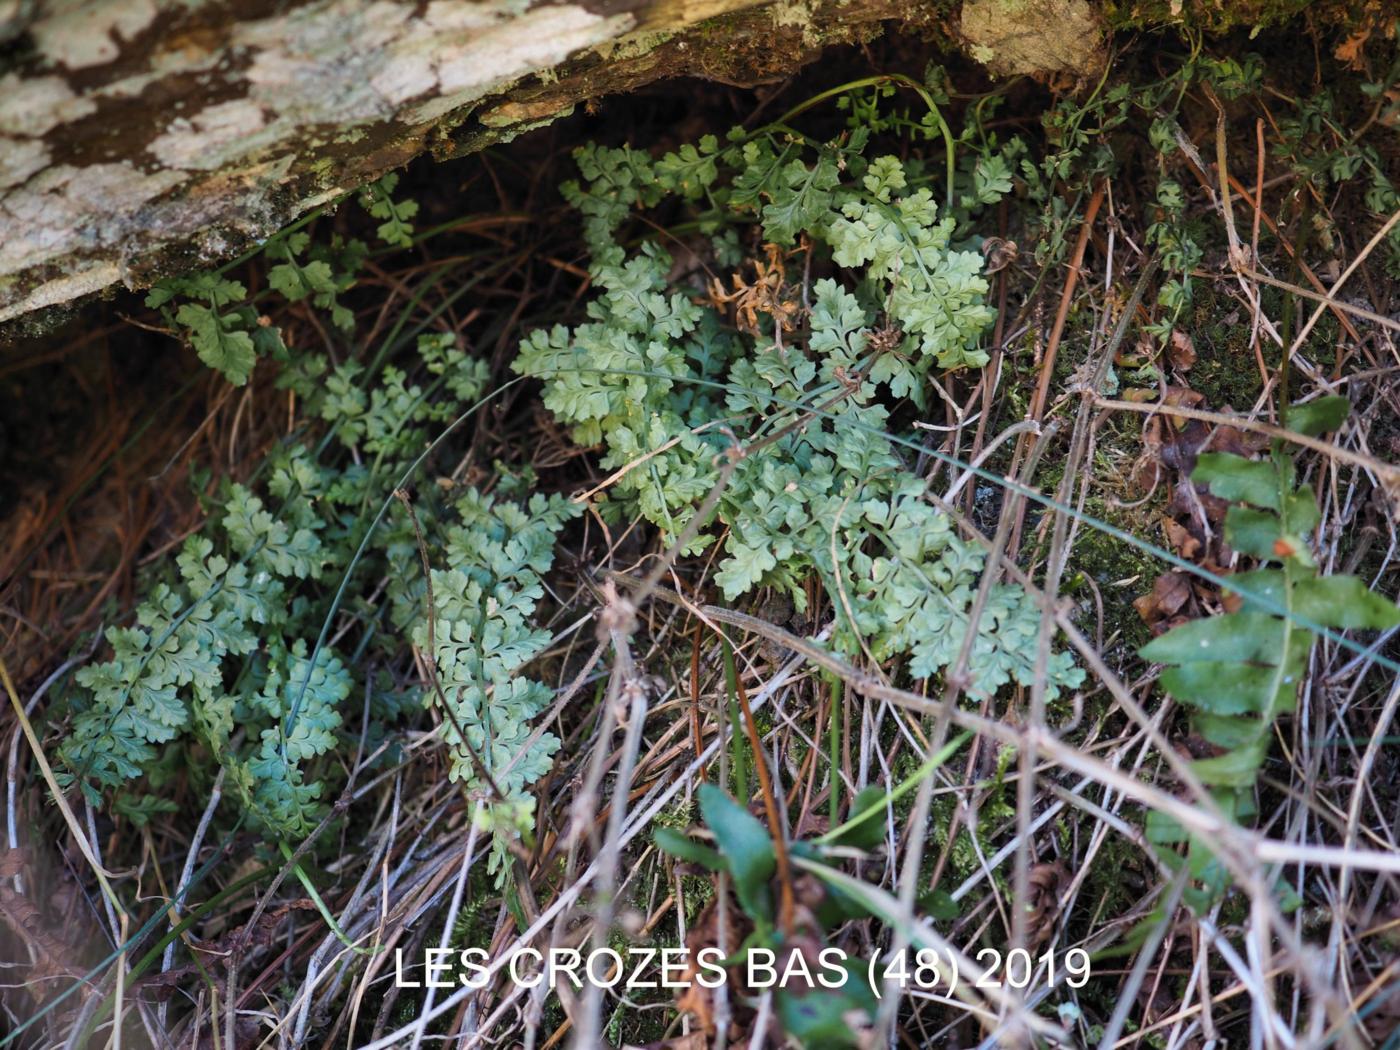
[
  {"left": 237, "top": 643, "right": 352, "bottom": 839},
  {"left": 1140, "top": 398, "right": 1400, "bottom": 904},
  {"left": 403, "top": 488, "right": 580, "bottom": 874}
]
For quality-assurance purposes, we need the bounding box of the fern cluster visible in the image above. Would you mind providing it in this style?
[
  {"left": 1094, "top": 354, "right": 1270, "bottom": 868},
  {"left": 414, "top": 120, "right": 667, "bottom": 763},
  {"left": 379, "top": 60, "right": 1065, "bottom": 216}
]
[
  {"left": 61, "top": 332, "right": 575, "bottom": 843},
  {"left": 517, "top": 124, "right": 1081, "bottom": 697},
  {"left": 65, "top": 89, "right": 1083, "bottom": 844},
  {"left": 65, "top": 471, "right": 342, "bottom": 837}
]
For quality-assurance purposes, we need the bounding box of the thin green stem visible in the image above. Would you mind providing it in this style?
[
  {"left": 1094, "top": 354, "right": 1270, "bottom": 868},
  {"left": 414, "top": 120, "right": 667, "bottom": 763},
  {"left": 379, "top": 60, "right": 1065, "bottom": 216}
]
[
  {"left": 817, "top": 732, "right": 970, "bottom": 845},
  {"left": 827, "top": 673, "right": 842, "bottom": 826},
  {"left": 721, "top": 637, "right": 749, "bottom": 805}
]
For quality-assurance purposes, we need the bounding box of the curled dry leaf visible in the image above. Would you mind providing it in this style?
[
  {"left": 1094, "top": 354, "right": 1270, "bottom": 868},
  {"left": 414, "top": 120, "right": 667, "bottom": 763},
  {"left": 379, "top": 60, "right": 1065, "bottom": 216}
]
[
  {"left": 981, "top": 236, "right": 1019, "bottom": 273},
  {"left": 0, "top": 881, "right": 86, "bottom": 981},
  {"left": 1334, "top": 30, "right": 1368, "bottom": 68},
  {"left": 1133, "top": 571, "right": 1192, "bottom": 630},
  {"left": 1132, "top": 386, "right": 1265, "bottom": 495},
  {"left": 1132, "top": 387, "right": 1205, "bottom": 493},
  {"left": 1167, "top": 329, "right": 1196, "bottom": 371},
  {"left": 706, "top": 242, "right": 802, "bottom": 335},
  {"left": 1024, "top": 861, "right": 1070, "bottom": 947}
]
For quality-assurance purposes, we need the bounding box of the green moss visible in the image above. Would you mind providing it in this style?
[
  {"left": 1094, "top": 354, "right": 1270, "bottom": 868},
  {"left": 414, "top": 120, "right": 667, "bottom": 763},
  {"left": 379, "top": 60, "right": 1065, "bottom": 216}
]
[
  {"left": 927, "top": 794, "right": 982, "bottom": 884},
  {"left": 1185, "top": 286, "right": 1268, "bottom": 410},
  {"left": 1063, "top": 503, "right": 1160, "bottom": 653},
  {"left": 1024, "top": 405, "right": 1161, "bottom": 659},
  {"left": 591, "top": 28, "right": 675, "bottom": 64},
  {"left": 1184, "top": 282, "right": 1343, "bottom": 413},
  {"left": 1080, "top": 818, "right": 1151, "bottom": 912}
]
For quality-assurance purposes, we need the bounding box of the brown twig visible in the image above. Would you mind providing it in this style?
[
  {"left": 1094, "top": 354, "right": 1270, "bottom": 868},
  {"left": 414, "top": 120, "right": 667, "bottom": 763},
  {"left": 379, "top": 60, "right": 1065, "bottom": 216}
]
[
  {"left": 1007, "top": 180, "right": 1108, "bottom": 556},
  {"left": 722, "top": 628, "right": 798, "bottom": 935},
  {"left": 1029, "top": 179, "right": 1108, "bottom": 425}
]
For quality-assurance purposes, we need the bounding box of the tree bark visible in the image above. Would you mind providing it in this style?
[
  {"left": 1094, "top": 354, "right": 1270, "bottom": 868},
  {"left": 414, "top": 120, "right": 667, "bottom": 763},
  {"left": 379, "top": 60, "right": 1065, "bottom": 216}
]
[{"left": 0, "top": 0, "right": 1355, "bottom": 330}]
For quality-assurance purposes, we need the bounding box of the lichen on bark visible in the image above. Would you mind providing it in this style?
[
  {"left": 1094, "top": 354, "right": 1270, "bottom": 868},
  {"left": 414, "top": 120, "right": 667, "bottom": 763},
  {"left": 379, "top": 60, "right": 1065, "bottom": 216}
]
[{"left": 960, "top": 0, "right": 1105, "bottom": 76}]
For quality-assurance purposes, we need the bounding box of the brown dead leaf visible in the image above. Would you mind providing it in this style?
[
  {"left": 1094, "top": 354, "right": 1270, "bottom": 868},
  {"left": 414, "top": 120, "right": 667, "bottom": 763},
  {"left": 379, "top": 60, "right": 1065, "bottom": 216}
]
[
  {"left": 1024, "top": 862, "right": 1070, "bottom": 947},
  {"left": 1205, "top": 416, "right": 1267, "bottom": 459},
  {"left": 1133, "top": 387, "right": 1265, "bottom": 502},
  {"left": 1181, "top": 733, "right": 1227, "bottom": 760},
  {"left": 1131, "top": 385, "right": 1276, "bottom": 633},
  {"left": 1133, "top": 571, "right": 1192, "bottom": 626},
  {"left": 1380, "top": 85, "right": 1400, "bottom": 131},
  {"left": 675, "top": 892, "right": 753, "bottom": 1036},
  {"left": 1335, "top": 24, "right": 1373, "bottom": 70},
  {"left": 792, "top": 810, "right": 831, "bottom": 840},
  {"left": 981, "top": 237, "right": 1018, "bottom": 273},
  {"left": 0, "top": 881, "right": 85, "bottom": 981},
  {"left": 1162, "top": 518, "right": 1201, "bottom": 561},
  {"left": 1134, "top": 568, "right": 1228, "bottom": 636},
  {"left": 1168, "top": 329, "right": 1196, "bottom": 371},
  {"left": 1133, "top": 387, "right": 1205, "bottom": 492},
  {"left": 706, "top": 242, "right": 801, "bottom": 336},
  {"left": 1165, "top": 478, "right": 1230, "bottom": 548}
]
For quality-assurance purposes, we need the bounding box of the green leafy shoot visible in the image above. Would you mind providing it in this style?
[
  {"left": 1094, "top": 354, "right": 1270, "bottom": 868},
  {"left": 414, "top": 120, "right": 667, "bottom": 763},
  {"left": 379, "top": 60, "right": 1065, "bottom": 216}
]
[
  {"left": 1140, "top": 398, "right": 1400, "bottom": 907},
  {"left": 360, "top": 172, "right": 420, "bottom": 248},
  {"left": 655, "top": 782, "right": 892, "bottom": 1048},
  {"left": 147, "top": 274, "right": 260, "bottom": 384},
  {"left": 61, "top": 328, "right": 573, "bottom": 869}
]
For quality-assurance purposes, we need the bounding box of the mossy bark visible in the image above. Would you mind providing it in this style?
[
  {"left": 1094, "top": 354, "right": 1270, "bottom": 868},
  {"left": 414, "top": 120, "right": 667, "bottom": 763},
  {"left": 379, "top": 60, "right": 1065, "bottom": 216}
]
[{"left": 0, "top": 0, "right": 1367, "bottom": 331}]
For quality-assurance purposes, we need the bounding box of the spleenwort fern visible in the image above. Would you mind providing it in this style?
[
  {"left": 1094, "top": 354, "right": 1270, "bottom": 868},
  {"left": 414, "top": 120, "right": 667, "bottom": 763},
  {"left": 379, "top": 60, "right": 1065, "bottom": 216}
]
[
  {"left": 236, "top": 644, "right": 351, "bottom": 838},
  {"left": 145, "top": 274, "right": 269, "bottom": 385},
  {"left": 66, "top": 82, "right": 1075, "bottom": 858},
  {"left": 1140, "top": 396, "right": 1400, "bottom": 906},
  {"left": 359, "top": 172, "right": 420, "bottom": 249},
  {"left": 518, "top": 121, "right": 1080, "bottom": 697},
  {"left": 60, "top": 332, "right": 572, "bottom": 853}
]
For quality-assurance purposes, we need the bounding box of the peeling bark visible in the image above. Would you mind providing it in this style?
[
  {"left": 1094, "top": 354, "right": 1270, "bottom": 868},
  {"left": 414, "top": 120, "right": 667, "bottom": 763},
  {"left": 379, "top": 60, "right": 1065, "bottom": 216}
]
[
  {"left": 0, "top": 0, "right": 1364, "bottom": 330},
  {"left": 960, "top": 0, "right": 1104, "bottom": 77}
]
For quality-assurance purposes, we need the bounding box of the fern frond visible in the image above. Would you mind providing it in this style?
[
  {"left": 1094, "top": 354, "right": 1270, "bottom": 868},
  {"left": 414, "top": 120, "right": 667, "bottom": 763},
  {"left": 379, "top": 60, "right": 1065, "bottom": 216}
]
[
  {"left": 1141, "top": 399, "right": 1400, "bottom": 906},
  {"left": 409, "top": 489, "right": 580, "bottom": 805}
]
